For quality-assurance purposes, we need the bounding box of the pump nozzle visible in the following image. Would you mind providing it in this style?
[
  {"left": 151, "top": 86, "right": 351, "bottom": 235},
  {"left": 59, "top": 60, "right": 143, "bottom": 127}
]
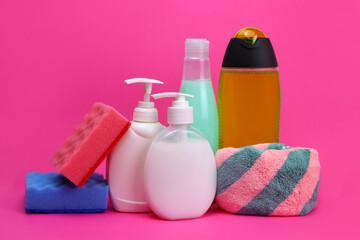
[
  {"left": 152, "top": 92, "right": 194, "bottom": 124},
  {"left": 124, "top": 78, "right": 164, "bottom": 123},
  {"left": 125, "top": 78, "right": 163, "bottom": 103},
  {"left": 152, "top": 92, "right": 193, "bottom": 106}
]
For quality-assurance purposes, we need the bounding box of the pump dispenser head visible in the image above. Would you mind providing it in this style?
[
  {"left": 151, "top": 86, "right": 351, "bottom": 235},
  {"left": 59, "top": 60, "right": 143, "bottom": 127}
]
[
  {"left": 125, "top": 78, "right": 163, "bottom": 123},
  {"left": 152, "top": 92, "right": 194, "bottom": 124}
]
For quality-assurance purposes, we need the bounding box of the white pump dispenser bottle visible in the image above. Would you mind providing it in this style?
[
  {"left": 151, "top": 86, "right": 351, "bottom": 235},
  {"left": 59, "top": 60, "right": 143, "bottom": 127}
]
[
  {"left": 144, "top": 92, "right": 216, "bottom": 220},
  {"left": 107, "top": 78, "right": 164, "bottom": 212}
]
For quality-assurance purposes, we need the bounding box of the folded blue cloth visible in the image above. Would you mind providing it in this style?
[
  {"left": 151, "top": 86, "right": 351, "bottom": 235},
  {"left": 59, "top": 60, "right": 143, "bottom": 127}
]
[{"left": 25, "top": 172, "right": 108, "bottom": 213}]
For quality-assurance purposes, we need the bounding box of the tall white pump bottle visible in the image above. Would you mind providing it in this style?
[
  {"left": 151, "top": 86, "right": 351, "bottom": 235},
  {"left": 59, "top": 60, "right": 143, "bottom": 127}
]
[
  {"left": 107, "top": 78, "right": 164, "bottom": 212},
  {"left": 144, "top": 92, "right": 216, "bottom": 220}
]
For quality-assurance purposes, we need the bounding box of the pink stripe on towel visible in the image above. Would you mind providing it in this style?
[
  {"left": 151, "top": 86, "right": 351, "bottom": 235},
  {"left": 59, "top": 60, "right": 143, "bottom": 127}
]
[
  {"left": 216, "top": 148, "right": 300, "bottom": 213},
  {"left": 252, "top": 143, "right": 270, "bottom": 150},
  {"left": 215, "top": 144, "right": 269, "bottom": 168},
  {"left": 215, "top": 148, "right": 241, "bottom": 168},
  {"left": 271, "top": 149, "right": 320, "bottom": 216}
]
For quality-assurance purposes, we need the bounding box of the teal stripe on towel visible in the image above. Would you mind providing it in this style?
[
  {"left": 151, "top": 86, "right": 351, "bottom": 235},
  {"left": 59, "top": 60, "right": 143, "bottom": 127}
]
[
  {"left": 267, "top": 143, "right": 286, "bottom": 150},
  {"left": 217, "top": 146, "right": 263, "bottom": 195},
  {"left": 237, "top": 149, "right": 311, "bottom": 216},
  {"left": 299, "top": 179, "right": 320, "bottom": 216}
]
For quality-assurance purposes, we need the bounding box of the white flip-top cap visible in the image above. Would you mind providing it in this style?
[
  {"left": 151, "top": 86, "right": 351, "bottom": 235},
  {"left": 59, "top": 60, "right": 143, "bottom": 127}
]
[
  {"left": 152, "top": 92, "right": 194, "bottom": 124},
  {"left": 125, "top": 78, "right": 163, "bottom": 122},
  {"left": 185, "top": 39, "right": 209, "bottom": 59}
]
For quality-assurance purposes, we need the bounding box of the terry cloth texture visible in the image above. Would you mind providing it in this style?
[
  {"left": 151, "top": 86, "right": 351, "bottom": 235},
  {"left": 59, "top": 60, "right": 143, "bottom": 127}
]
[{"left": 215, "top": 143, "right": 320, "bottom": 216}]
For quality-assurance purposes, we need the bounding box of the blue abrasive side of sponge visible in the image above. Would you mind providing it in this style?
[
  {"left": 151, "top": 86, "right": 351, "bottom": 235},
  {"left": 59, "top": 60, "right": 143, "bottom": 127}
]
[{"left": 25, "top": 172, "right": 108, "bottom": 213}]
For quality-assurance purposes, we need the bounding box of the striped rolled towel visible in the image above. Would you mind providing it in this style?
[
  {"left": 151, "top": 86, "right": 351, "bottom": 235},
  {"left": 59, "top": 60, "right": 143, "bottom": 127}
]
[{"left": 215, "top": 143, "right": 320, "bottom": 216}]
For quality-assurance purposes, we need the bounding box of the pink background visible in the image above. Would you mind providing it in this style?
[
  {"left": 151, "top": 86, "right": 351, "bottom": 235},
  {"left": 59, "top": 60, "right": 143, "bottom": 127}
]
[{"left": 1, "top": 0, "right": 359, "bottom": 239}]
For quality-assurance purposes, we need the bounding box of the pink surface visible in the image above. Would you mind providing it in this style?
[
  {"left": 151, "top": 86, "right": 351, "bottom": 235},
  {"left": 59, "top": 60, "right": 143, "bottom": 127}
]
[{"left": 0, "top": 0, "right": 359, "bottom": 239}]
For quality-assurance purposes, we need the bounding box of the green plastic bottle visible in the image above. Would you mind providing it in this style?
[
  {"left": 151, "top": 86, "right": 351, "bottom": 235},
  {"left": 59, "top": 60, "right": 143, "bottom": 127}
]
[{"left": 180, "top": 39, "right": 219, "bottom": 153}]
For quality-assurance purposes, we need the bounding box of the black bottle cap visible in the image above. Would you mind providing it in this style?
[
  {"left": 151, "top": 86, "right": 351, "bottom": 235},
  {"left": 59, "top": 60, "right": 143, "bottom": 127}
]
[{"left": 222, "top": 38, "right": 278, "bottom": 68}]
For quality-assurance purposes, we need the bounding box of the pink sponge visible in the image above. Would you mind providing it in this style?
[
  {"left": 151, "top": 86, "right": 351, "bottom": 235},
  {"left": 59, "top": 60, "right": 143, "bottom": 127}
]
[{"left": 51, "top": 102, "right": 131, "bottom": 186}]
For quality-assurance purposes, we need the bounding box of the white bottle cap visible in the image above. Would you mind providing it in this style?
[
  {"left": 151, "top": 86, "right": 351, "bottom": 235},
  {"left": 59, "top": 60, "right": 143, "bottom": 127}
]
[
  {"left": 152, "top": 92, "right": 194, "bottom": 124},
  {"left": 125, "top": 78, "right": 163, "bottom": 123},
  {"left": 185, "top": 39, "right": 209, "bottom": 59}
]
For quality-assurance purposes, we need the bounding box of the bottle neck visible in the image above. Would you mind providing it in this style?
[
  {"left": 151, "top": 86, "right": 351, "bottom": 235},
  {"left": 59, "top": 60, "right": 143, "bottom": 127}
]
[
  {"left": 182, "top": 57, "right": 211, "bottom": 81},
  {"left": 168, "top": 123, "right": 191, "bottom": 128},
  {"left": 133, "top": 106, "right": 158, "bottom": 123}
]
